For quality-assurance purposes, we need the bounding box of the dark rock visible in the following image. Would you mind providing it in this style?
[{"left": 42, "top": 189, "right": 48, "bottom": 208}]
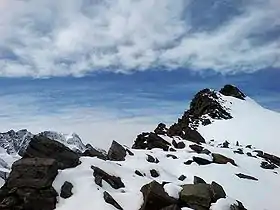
[
  {"left": 0, "top": 158, "right": 58, "bottom": 210},
  {"left": 189, "top": 144, "right": 204, "bottom": 153},
  {"left": 201, "top": 149, "right": 211, "bottom": 155},
  {"left": 140, "top": 181, "right": 177, "bottom": 210},
  {"left": 220, "top": 84, "right": 246, "bottom": 100},
  {"left": 177, "top": 141, "right": 186, "bottom": 149},
  {"left": 160, "top": 204, "right": 181, "bottom": 210},
  {"left": 178, "top": 175, "right": 187, "bottom": 181},
  {"left": 60, "top": 181, "right": 73, "bottom": 199},
  {"left": 147, "top": 155, "right": 159, "bottom": 163},
  {"left": 235, "top": 173, "right": 258, "bottom": 181},
  {"left": 234, "top": 149, "right": 244, "bottom": 155},
  {"left": 82, "top": 147, "right": 107, "bottom": 160},
  {"left": 184, "top": 160, "right": 194, "bottom": 165},
  {"left": 91, "top": 166, "right": 125, "bottom": 189},
  {"left": 193, "top": 176, "right": 206, "bottom": 184},
  {"left": 166, "top": 154, "right": 178, "bottom": 159},
  {"left": 23, "top": 135, "right": 80, "bottom": 169},
  {"left": 212, "top": 153, "right": 237, "bottom": 166},
  {"left": 126, "top": 148, "right": 134, "bottom": 156},
  {"left": 150, "top": 169, "right": 160, "bottom": 178},
  {"left": 108, "top": 141, "right": 126, "bottom": 161},
  {"left": 133, "top": 133, "right": 171, "bottom": 151},
  {"left": 260, "top": 161, "right": 277, "bottom": 170},
  {"left": 230, "top": 200, "right": 247, "bottom": 210},
  {"left": 0, "top": 171, "right": 8, "bottom": 181},
  {"left": 222, "top": 141, "right": 230, "bottom": 148},
  {"left": 236, "top": 141, "right": 239, "bottom": 146},
  {"left": 245, "top": 145, "right": 252, "bottom": 149},
  {"left": 103, "top": 191, "right": 123, "bottom": 210},
  {"left": 180, "top": 183, "right": 212, "bottom": 209},
  {"left": 169, "top": 148, "right": 176, "bottom": 152},
  {"left": 154, "top": 123, "right": 167, "bottom": 135},
  {"left": 135, "top": 170, "right": 144, "bottom": 177},
  {"left": 193, "top": 157, "right": 212, "bottom": 165},
  {"left": 256, "top": 152, "right": 280, "bottom": 167},
  {"left": 202, "top": 119, "right": 211, "bottom": 126},
  {"left": 246, "top": 152, "right": 252, "bottom": 157},
  {"left": 210, "top": 181, "right": 226, "bottom": 202}
]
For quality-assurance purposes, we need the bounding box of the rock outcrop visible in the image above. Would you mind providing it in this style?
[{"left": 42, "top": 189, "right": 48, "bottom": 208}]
[{"left": 220, "top": 84, "right": 246, "bottom": 100}]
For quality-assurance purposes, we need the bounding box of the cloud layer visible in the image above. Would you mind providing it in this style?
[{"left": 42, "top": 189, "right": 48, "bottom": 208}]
[{"left": 0, "top": 0, "right": 279, "bottom": 77}]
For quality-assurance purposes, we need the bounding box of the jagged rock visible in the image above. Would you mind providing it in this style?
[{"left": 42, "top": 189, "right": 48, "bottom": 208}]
[
  {"left": 0, "top": 158, "right": 58, "bottom": 210},
  {"left": 107, "top": 141, "right": 126, "bottom": 161},
  {"left": 147, "top": 155, "right": 159, "bottom": 163},
  {"left": 245, "top": 145, "right": 252, "bottom": 149},
  {"left": 189, "top": 144, "right": 204, "bottom": 153},
  {"left": 212, "top": 153, "right": 237, "bottom": 166},
  {"left": 160, "top": 204, "right": 181, "bottom": 210},
  {"left": 135, "top": 170, "right": 144, "bottom": 177},
  {"left": 234, "top": 149, "right": 244, "bottom": 154},
  {"left": 168, "top": 125, "right": 205, "bottom": 144},
  {"left": 220, "top": 84, "right": 246, "bottom": 100},
  {"left": 23, "top": 135, "right": 80, "bottom": 169},
  {"left": 260, "top": 161, "right": 277, "bottom": 170},
  {"left": 230, "top": 200, "right": 247, "bottom": 210},
  {"left": 133, "top": 133, "right": 171, "bottom": 151},
  {"left": 82, "top": 147, "right": 107, "bottom": 160},
  {"left": 256, "top": 151, "right": 280, "bottom": 167},
  {"left": 184, "top": 160, "right": 194, "bottom": 165},
  {"left": 222, "top": 141, "right": 230, "bottom": 148},
  {"left": 140, "top": 181, "right": 177, "bottom": 210},
  {"left": 235, "top": 173, "right": 258, "bottom": 181},
  {"left": 193, "top": 157, "right": 212, "bottom": 165},
  {"left": 166, "top": 154, "right": 178, "bottom": 159},
  {"left": 103, "top": 191, "right": 123, "bottom": 210},
  {"left": 180, "top": 184, "right": 212, "bottom": 209},
  {"left": 150, "top": 169, "right": 160, "bottom": 178},
  {"left": 193, "top": 176, "right": 206, "bottom": 184},
  {"left": 210, "top": 181, "right": 226, "bottom": 202},
  {"left": 60, "top": 181, "right": 73, "bottom": 199},
  {"left": 91, "top": 166, "right": 125, "bottom": 189},
  {"left": 178, "top": 175, "right": 187, "bottom": 181},
  {"left": 154, "top": 123, "right": 167, "bottom": 135}
]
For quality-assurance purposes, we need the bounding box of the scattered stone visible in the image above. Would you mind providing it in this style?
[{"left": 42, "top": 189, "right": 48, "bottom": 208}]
[
  {"left": 60, "top": 181, "right": 73, "bottom": 199},
  {"left": 210, "top": 181, "right": 226, "bottom": 202},
  {"left": 234, "top": 149, "right": 244, "bottom": 155},
  {"left": 245, "top": 145, "right": 252, "bottom": 149},
  {"left": 176, "top": 141, "right": 186, "bottom": 149},
  {"left": 222, "top": 141, "right": 230, "bottom": 148},
  {"left": 184, "top": 160, "right": 194, "bottom": 165},
  {"left": 178, "top": 175, "right": 187, "bottom": 181},
  {"left": 212, "top": 153, "right": 237, "bottom": 166},
  {"left": 220, "top": 84, "right": 246, "bottom": 100},
  {"left": 166, "top": 154, "right": 178, "bottom": 159},
  {"left": 154, "top": 123, "right": 167, "bottom": 135},
  {"left": 256, "top": 152, "right": 280, "bottom": 167},
  {"left": 235, "top": 173, "right": 258, "bottom": 181},
  {"left": 193, "top": 176, "right": 206, "bottom": 184},
  {"left": 193, "top": 156, "right": 212, "bottom": 165},
  {"left": 103, "top": 191, "right": 123, "bottom": 210},
  {"left": 180, "top": 183, "right": 212, "bottom": 209},
  {"left": 147, "top": 155, "right": 159, "bottom": 163},
  {"left": 246, "top": 152, "right": 252, "bottom": 157},
  {"left": 140, "top": 181, "right": 177, "bottom": 210},
  {"left": 189, "top": 144, "right": 204, "bottom": 153},
  {"left": 108, "top": 141, "right": 126, "bottom": 161},
  {"left": 202, "top": 119, "right": 211, "bottom": 126},
  {"left": 230, "top": 200, "right": 247, "bottom": 210},
  {"left": 150, "top": 169, "right": 160, "bottom": 178},
  {"left": 135, "top": 170, "right": 144, "bottom": 177},
  {"left": 260, "top": 161, "right": 277, "bottom": 170},
  {"left": 23, "top": 135, "right": 80, "bottom": 169},
  {"left": 0, "top": 158, "right": 58, "bottom": 210},
  {"left": 91, "top": 166, "right": 125, "bottom": 189}
]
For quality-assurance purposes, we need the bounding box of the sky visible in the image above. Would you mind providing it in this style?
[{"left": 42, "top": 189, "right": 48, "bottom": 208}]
[{"left": 0, "top": 0, "right": 279, "bottom": 149}]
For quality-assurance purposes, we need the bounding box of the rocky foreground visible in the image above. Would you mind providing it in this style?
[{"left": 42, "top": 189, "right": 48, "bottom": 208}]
[{"left": 0, "top": 85, "right": 279, "bottom": 210}]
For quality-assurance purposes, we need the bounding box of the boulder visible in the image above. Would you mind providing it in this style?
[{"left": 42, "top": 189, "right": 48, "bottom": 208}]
[
  {"left": 146, "top": 155, "right": 159, "bottom": 163},
  {"left": 0, "top": 158, "right": 58, "bottom": 210},
  {"left": 210, "top": 181, "right": 226, "bottom": 202},
  {"left": 140, "top": 181, "right": 177, "bottom": 210},
  {"left": 193, "top": 176, "right": 206, "bottom": 184},
  {"left": 82, "top": 147, "right": 107, "bottom": 160},
  {"left": 189, "top": 144, "right": 204, "bottom": 153},
  {"left": 212, "top": 153, "right": 237, "bottom": 166},
  {"left": 166, "top": 154, "right": 178, "bottom": 159},
  {"left": 256, "top": 152, "right": 280, "bottom": 167},
  {"left": 133, "top": 133, "right": 171, "bottom": 151},
  {"left": 60, "top": 181, "right": 73, "bottom": 199},
  {"left": 235, "top": 173, "right": 258, "bottom": 181},
  {"left": 150, "top": 169, "right": 160, "bottom": 178},
  {"left": 91, "top": 166, "right": 125, "bottom": 189},
  {"left": 260, "top": 161, "right": 277, "bottom": 170},
  {"left": 193, "top": 157, "right": 212, "bottom": 165},
  {"left": 220, "top": 84, "right": 246, "bottom": 100},
  {"left": 178, "top": 175, "right": 187, "bottom": 181},
  {"left": 234, "top": 149, "right": 244, "bottom": 155},
  {"left": 135, "top": 170, "right": 145, "bottom": 177},
  {"left": 103, "top": 191, "right": 123, "bottom": 210},
  {"left": 107, "top": 141, "right": 126, "bottom": 161},
  {"left": 23, "top": 135, "right": 80, "bottom": 169},
  {"left": 222, "top": 141, "right": 230, "bottom": 148}
]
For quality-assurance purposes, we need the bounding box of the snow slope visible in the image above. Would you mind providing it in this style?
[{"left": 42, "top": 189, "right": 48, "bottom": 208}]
[{"left": 198, "top": 95, "right": 280, "bottom": 156}]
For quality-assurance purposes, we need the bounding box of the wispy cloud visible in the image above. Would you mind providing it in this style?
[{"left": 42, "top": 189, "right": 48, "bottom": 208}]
[{"left": 0, "top": 0, "right": 279, "bottom": 77}]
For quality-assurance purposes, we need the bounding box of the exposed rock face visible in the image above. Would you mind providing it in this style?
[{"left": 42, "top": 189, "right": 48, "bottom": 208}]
[
  {"left": 91, "top": 166, "right": 125, "bottom": 189},
  {"left": 23, "top": 135, "right": 80, "bottom": 169},
  {"left": 107, "top": 141, "right": 126, "bottom": 161},
  {"left": 154, "top": 123, "right": 168, "bottom": 135},
  {"left": 103, "top": 191, "right": 123, "bottom": 210},
  {"left": 60, "top": 181, "right": 73, "bottom": 199},
  {"left": 220, "top": 84, "right": 246, "bottom": 100},
  {"left": 0, "top": 158, "right": 58, "bottom": 210},
  {"left": 140, "top": 181, "right": 177, "bottom": 210}
]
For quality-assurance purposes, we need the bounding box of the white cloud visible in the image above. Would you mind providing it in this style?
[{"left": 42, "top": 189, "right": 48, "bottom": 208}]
[{"left": 0, "top": 0, "right": 279, "bottom": 77}]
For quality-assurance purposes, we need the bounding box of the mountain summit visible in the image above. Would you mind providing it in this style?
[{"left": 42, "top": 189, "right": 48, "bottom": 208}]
[{"left": 0, "top": 85, "right": 279, "bottom": 210}]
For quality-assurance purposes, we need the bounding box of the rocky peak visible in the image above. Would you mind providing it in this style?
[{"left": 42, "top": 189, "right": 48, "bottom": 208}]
[{"left": 220, "top": 84, "right": 246, "bottom": 100}]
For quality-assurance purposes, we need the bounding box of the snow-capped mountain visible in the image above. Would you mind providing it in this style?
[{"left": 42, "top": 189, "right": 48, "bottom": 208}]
[{"left": 0, "top": 85, "right": 279, "bottom": 210}]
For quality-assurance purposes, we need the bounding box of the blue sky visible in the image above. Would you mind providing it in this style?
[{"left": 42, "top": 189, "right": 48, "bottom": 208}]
[{"left": 0, "top": 0, "right": 279, "bottom": 148}]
